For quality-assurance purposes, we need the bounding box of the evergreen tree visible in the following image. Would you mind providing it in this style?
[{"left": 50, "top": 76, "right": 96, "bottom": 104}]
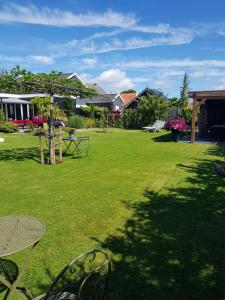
[{"left": 180, "top": 72, "right": 190, "bottom": 105}]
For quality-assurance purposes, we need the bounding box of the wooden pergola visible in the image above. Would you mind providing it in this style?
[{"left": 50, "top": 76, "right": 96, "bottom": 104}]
[{"left": 188, "top": 90, "right": 225, "bottom": 143}]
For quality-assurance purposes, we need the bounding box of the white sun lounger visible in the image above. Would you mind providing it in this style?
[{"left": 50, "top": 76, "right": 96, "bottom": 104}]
[{"left": 142, "top": 120, "right": 165, "bottom": 132}]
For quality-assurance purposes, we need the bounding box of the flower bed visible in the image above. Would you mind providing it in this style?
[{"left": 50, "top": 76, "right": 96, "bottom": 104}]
[{"left": 10, "top": 120, "right": 33, "bottom": 126}]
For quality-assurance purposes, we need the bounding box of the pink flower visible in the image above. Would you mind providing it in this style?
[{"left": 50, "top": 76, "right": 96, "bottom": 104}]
[{"left": 166, "top": 119, "right": 187, "bottom": 131}]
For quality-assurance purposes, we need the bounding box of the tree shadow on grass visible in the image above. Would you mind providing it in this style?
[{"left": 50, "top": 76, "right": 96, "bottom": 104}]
[
  {"left": 94, "top": 146, "right": 225, "bottom": 299},
  {"left": 152, "top": 131, "right": 191, "bottom": 143},
  {"left": 0, "top": 147, "right": 40, "bottom": 162},
  {"left": 152, "top": 132, "right": 172, "bottom": 142}
]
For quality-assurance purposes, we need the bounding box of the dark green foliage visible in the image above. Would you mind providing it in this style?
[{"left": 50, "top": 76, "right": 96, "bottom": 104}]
[
  {"left": 60, "top": 97, "right": 75, "bottom": 116},
  {"left": 123, "top": 109, "right": 140, "bottom": 129},
  {"left": 79, "top": 106, "right": 92, "bottom": 118},
  {"left": 99, "top": 110, "right": 106, "bottom": 129},
  {"left": 120, "top": 89, "right": 137, "bottom": 94},
  {"left": 0, "top": 65, "right": 96, "bottom": 97},
  {"left": 123, "top": 93, "right": 168, "bottom": 129},
  {"left": 80, "top": 105, "right": 108, "bottom": 120},
  {"left": 137, "top": 92, "right": 168, "bottom": 126},
  {"left": 180, "top": 72, "right": 190, "bottom": 104},
  {"left": 169, "top": 74, "right": 192, "bottom": 123},
  {"left": 0, "top": 122, "right": 17, "bottom": 133}
]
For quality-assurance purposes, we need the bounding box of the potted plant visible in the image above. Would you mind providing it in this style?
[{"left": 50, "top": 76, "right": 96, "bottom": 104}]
[{"left": 166, "top": 118, "right": 187, "bottom": 142}]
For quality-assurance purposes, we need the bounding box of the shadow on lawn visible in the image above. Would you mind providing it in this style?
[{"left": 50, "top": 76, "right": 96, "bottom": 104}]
[
  {"left": 152, "top": 131, "right": 190, "bottom": 143},
  {"left": 95, "top": 144, "right": 225, "bottom": 300},
  {"left": 0, "top": 147, "right": 40, "bottom": 162}
]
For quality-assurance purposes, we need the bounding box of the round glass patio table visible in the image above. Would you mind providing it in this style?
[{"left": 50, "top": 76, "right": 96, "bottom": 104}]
[
  {"left": 0, "top": 215, "right": 45, "bottom": 257},
  {"left": 0, "top": 215, "right": 45, "bottom": 299}
]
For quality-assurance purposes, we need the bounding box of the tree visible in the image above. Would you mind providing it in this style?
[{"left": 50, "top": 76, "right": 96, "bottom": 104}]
[
  {"left": 180, "top": 72, "right": 190, "bottom": 105},
  {"left": 0, "top": 66, "right": 96, "bottom": 164},
  {"left": 179, "top": 73, "right": 191, "bottom": 122},
  {"left": 169, "top": 74, "right": 192, "bottom": 123},
  {"left": 137, "top": 92, "right": 168, "bottom": 127},
  {"left": 31, "top": 96, "right": 67, "bottom": 121},
  {"left": 120, "top": 89, "right": 136, "bottom": 94},
  {"left": 60, "top": 97, "right": 76, "bottom": 116}
]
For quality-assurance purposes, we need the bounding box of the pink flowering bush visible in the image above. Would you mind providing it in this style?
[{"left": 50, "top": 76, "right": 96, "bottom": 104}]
[
  {"left": 32, "top": 116, "right": 47, "bottom": 126},
  {"left": 166, "top": 118, "right": 187, "bottom": 131}
]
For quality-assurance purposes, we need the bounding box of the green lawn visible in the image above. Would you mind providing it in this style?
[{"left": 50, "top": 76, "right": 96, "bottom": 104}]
[{"left": 0, "top": 129, "right": 225, "bottom": 299}]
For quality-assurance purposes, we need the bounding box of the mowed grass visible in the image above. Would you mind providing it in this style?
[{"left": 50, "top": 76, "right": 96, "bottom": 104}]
[{"left": 0, "top": 129, "right": 225, "bottom": 299}]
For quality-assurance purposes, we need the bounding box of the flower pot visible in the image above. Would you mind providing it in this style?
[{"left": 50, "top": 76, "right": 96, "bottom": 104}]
[{"left": 171, "top": 128, "right": 180, "bottom": 142}]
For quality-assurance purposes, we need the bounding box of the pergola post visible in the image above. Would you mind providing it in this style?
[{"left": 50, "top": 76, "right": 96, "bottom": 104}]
[
  {"left": 20, "top": 104, "right": 24, "bottom": 120},
  {"left": 191, "top": 98, "right": 197, "bottom": 143},
  {"left": 27, "top": 104, "right": 30, "bottom": 120},
  {"left": 14, "top": 104, "right": 17, "bottom": 120}
]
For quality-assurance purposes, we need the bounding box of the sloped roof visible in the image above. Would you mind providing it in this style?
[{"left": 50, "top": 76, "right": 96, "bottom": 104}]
[
  {"left": 188, "top": 90, "right": 225, "bottom": 100},
  {"left": 120, "top": 93, "right": 136, "bottom": 105},
  {"left": 87, "top": 83, "right": 106, "bottom": 95},
  {"left": 83, "top": 94, "right": 117, "bottom": 104},
  {"left": 62, "top": 73, "right": 106, "bottom": 95},
  {"left": 125, "top": 88, "right": 168, "bottom": 108}
]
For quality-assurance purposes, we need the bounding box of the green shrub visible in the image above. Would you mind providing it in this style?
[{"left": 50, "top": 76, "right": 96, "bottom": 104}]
[
  {"left": 123, "top": 109, "right": 141, "bottom": 129},
  {"left": 0, "top": 109, "right": 5, "bottom": 125},
  {"left": 113, "top": 116, "right": 123, "bottom": 128},
  {"left": 79, "top": 106, "right": 92, "bottom": 118},
  {"left": 0, "top": 122, "right": 17, "bottom": 133},
  {"left": 80, "top": 106, "right": 108, "bottom": 119},
  {"left": 84, "top": 118, "right": 95, "bottom": 128},
  {"left": 69, "top": 114, "right": 85, "bottom": 129}
]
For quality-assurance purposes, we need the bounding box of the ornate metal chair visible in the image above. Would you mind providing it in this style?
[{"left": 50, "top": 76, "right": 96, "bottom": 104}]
[{"left": 35, "top": 249, "right": 111, "bottom": 300}]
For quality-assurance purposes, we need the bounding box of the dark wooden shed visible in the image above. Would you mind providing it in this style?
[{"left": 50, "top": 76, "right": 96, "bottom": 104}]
[{"left": 188, "top": 90, "right": 225, "bottom": 142}]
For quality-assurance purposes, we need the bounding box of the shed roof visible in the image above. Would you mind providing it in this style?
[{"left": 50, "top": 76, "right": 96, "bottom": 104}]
[{"left": 188, "top": 90, "right": 225, "bottom": 100}]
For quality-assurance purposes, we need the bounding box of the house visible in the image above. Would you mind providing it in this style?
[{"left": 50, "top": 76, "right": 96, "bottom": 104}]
[
  {"left": 189, "top": 90, "right": 225, "bottom": 142},
  {"left": 125, "top": 88, "right": 167, "bottom": 109},
  {"left": 0, "top": 71, "right": 137, "bottom": 120},
  {"left": 62, "top": 73, "right": 106, "bottom": 95},
  {"left": 0, "top": 93, "right": 46, "bottom": 120},
  {"left": 112, "top": 92, "right": 137, "bottom": 111}
]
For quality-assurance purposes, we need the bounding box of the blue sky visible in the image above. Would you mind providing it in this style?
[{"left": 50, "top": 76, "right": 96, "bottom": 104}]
[{"left": 0, "top": 0, "right": 225, "bottom": 96}]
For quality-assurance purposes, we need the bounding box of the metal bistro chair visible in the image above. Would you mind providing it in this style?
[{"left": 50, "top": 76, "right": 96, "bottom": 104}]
[{"left": 35, "top": 249, "right": 111, "bottom": 300}]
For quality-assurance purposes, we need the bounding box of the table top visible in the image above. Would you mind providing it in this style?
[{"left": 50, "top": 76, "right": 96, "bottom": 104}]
[
  {"left": 63, "top": 136, "right": 89, "bottom": 141},
  {"left": 0, "top": 215, "right": 45, "bottom": 257}
]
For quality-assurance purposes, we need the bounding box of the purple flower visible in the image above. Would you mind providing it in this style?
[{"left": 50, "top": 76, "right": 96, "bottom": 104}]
[
  {"left": 32, "top": 116, "right": 46, "bottom": 125},
  {"left": 166, "top": 119, "right": 187, "bottom": 131}
]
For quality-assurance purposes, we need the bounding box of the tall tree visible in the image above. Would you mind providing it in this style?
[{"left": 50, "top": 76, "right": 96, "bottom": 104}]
[
  {"left": 180, "top": 72, "right": 190, "bottom": 106},
  {"left": 0, "top": 66, "right": 96, "bottom": 164}
]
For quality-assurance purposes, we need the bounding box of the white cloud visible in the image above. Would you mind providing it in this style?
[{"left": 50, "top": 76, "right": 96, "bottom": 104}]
[
  {"left": 82, "top": 69, "right": 134, "bottom": 92},
  {"left": 97, "top": 69, "right": 134, "bottom": 91},
  {"left": 132, "top": 77, "right": 150, "bottom": 83},
  {"left": 119, "top": 59, "right": 225, "bottom": 69},
  {"left": 0, "top": 3, "right": 136, "bottom": 28},
  {"left": 30, "top": 55, "right": 54, "bottom": 65},
  {"left": 52, "top": 28, "right": 194, "bottom": 57},
  {"left": 152, "top": 77, "right": 174, "bottom": 89},
  {"left": 0, "top": 54, "right": 24, "bottom": 63},
  {"left": 81, "top": 57, "right": 98, "bottom": 68},
  {"left": 190, "top": 69, "right": 225, "bottom": 78},
  {"left": 215, "top": 82, "right": 225, "bottom": 90}
]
